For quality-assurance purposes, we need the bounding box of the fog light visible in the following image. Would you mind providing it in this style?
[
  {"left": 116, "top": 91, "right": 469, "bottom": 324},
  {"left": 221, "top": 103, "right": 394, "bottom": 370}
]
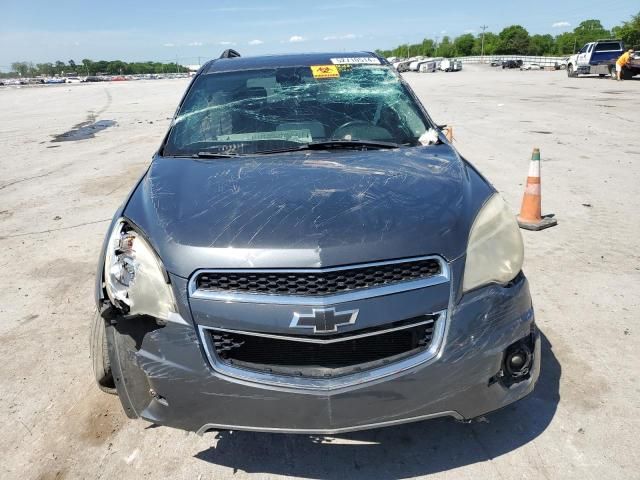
[
  {"left": 505, "top": 344, "right": 532, "bottom": 379},
  {"left": 488, "top": 331, "right": 536, "bottom": 387}
]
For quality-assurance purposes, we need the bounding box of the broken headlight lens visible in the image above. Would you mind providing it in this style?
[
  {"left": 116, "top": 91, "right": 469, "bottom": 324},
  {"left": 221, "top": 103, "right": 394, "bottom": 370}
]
[
  {"left": 104, "top": 219, "right": 176, "bottom": 320},
  {"left": 462, "top": 194, "right": 524, "bottom": 293}
]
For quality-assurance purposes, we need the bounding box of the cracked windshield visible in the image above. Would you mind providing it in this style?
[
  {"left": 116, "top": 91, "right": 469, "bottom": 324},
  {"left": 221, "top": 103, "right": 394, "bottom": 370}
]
[{"left": 163, "top": 62, "right": 430, "bottom": 156}]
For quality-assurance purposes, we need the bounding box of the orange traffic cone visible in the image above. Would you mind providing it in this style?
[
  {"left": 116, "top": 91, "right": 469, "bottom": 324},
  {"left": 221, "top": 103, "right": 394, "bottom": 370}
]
[
  {"left": 444, "top": 126, "right": 454, "bottom": 142},
  {"left": 517, "top": 148, "right": 557, "bottom": 231}
]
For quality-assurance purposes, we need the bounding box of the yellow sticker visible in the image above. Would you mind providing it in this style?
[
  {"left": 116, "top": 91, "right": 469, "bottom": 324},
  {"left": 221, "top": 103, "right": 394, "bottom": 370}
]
[{"left": 311, "top": 65, "right": 340, "bottom": 79}]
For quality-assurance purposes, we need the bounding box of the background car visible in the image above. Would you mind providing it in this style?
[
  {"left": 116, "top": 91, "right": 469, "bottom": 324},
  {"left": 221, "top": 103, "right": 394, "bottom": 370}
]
[
  {"left": 520, "top": 63, "right": 543, "bottom": 70},
  {"left": 502, "top": 59, "right": 523, "bottom": 69}
]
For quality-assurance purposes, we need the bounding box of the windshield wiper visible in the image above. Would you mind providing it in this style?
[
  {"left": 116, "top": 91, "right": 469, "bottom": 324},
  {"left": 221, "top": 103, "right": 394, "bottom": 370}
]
[
  {"left": 192, "top": 151, "right": 242, "bottom": 158},
  {"left": 306, "top": 140, "right": 401, "bottom": 150},
  {"left": 181, "top": 140, "right": 402, "bottom": 158},
  {"left": 256, "top": 139, "right": 401, "bottom": 155}
]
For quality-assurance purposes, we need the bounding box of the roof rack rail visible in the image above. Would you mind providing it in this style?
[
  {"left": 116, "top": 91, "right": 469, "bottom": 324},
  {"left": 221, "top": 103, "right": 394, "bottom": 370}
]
[{"left": 220, "top": 49, "right": 241, "bottom": 59}]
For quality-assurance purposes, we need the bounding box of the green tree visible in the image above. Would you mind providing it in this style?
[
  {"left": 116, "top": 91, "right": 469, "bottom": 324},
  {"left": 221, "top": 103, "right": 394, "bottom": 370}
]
[
  {"left": 107, "top": 60, "right": 127, "bottom": 74},
  {"left": 472, "top": 32, "right": 498, "bottom": 55},
  {"left": 437, "top": 36, "right": 455, "bottom": 57},
  {"left": 420, "top": 38, "right": 435, "bottom": 56},
  {"left": 54, "top": 60, "right": 66, "bottom": 75},
  {"left": 573, "top": 19, "right": 610, "bottom": 47},
  {"left": 11, "top": 62, "right": 29, "bottom": 76},
  {"left": 528, "top": 34, "right": 555, "bottom": 55},
  {"left": 454, "top": 33, "right": 475, "bottom": 56},
  {"left": 613, "top": 11, "right": 640, "bottom": 49},
  {"left": 81, "top": 58, "right": 93, "bottom": 75},
  {"left": 554, "top": 32, "right": 577, "bottom": 54},
  {"left": 496, "top": 25, "right": 530, "bottom": 54}
]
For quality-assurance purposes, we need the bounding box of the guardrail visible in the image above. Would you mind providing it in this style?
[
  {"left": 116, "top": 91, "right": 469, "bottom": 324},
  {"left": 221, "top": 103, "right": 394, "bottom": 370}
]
[{"left": 458, "top": 55, "right": 567, "bottom": 66}]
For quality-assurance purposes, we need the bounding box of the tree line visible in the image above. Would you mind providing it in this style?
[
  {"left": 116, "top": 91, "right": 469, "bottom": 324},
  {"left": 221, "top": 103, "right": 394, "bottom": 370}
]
[
  {"left": 376, "top": 12, "right": 640, "bottom": 59},
  {"left": 4, "top": 59, "right": 189, "bottom": 78}
]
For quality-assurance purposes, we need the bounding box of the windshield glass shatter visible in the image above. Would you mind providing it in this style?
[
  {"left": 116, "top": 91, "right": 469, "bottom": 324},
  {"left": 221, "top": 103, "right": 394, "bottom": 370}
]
[{"left": 164, "top": 64, "right": 430, "bottom": 156}]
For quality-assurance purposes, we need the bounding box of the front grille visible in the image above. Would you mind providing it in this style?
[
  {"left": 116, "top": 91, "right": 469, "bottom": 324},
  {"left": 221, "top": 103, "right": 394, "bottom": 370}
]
[
  {"left": 208, "top": 316, "right": 436, "bottom": 378},
  {"left": 195, "top": 258, "right": 441, "bottom": 297}
]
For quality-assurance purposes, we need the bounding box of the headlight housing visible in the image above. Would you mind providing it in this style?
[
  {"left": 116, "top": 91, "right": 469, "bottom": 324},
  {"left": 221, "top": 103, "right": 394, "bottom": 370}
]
[
  {"left": 104, "top": 219, "right": 176, "bottom": 320},
  {"left": 463, "top": 194, "right": 524, "bottom": 293}
]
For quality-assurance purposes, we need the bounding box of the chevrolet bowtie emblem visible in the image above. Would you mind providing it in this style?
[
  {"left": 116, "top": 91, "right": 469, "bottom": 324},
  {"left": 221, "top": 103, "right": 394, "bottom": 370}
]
[{"left": 290, "top": 308, "right": 359, "bottom": 334}]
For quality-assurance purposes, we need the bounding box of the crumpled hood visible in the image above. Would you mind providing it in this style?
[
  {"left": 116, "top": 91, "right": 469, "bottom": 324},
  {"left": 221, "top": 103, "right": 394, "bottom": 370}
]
[{"left": 124, "top": 144, "right": 493, "bottom": 278}]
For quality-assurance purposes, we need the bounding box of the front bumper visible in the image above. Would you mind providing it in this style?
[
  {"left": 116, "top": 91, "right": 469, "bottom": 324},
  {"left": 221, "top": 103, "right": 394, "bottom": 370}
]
[{"left": 105, "top": 272, "right": 539, "bottom": 434}]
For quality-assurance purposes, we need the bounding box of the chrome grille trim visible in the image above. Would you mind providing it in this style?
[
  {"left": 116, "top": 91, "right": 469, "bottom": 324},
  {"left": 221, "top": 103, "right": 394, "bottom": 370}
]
[
  {"left": 202, "top": 317, "right": 435, "bottom": 345},
  {"left": 188, "top": 255, "right": 449, "bottom": 305},
  {"left": 198, "top": 310, "right": 447, "bottom": 391}
]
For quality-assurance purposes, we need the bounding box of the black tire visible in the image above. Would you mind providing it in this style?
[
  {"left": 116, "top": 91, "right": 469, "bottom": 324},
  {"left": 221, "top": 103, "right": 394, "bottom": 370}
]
[
  {"left": 90, "top": 310, "right": 117, "bottom": 394},
  {"left": 567, "top": 65, "right": 577, "bottom": 77},
  {"left": 621, "top": 68, "right": 633, "bottom": 80}
]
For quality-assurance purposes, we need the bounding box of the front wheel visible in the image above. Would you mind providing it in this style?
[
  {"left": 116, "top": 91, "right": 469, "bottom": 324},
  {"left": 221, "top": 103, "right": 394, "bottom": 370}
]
[
  {"left": 90, "top": 310, "right": 117, "bottom": 394},
  {"left": 567, "top": 65, "right": 577, "bottom": 77}
]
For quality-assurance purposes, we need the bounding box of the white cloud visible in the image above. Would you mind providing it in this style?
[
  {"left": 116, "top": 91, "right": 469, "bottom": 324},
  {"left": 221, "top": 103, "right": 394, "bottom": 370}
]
[
  {"left": 289, "top": 35, "right": 305, "bottom": 43},
  {"left": 464, "top": 29, "right": 476, "bottom": 34},
  {"left": 323, "top": 33, "right": 359, "bottom": 41},
  {"left": 163, "top": 43, "right": 175, "bottom": 47},
  {"left": 218, "top": 41, "right": 236, "bottom": 46},
  {"left": 440, "top": 30, "right": 447, "bottom": 34},
  {"left": 248, "top": 39, "right": 264, "bottom": 45},
  {"left": 188, "top": 41, "right": 203, "bottom": 47},
  {"left": 552, "top": 21, "right": 571, "bottom": 28}
]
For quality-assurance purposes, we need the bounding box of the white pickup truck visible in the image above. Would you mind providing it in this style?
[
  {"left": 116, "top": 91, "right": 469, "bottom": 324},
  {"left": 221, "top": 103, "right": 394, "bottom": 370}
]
[{"left": 566, "top": 39, "right": 639, "bottom": 79}]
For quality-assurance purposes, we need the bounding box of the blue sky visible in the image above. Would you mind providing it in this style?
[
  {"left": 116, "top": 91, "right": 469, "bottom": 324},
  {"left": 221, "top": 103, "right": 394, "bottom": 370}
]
[{"left": 0, "top": 0, "right": 637, "bottom": 68}]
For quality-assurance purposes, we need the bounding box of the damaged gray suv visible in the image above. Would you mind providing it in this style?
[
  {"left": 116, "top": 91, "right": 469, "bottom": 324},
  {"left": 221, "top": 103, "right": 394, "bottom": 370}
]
[{"left": 91, "top": 50, "right": 540, "bottom": 434}]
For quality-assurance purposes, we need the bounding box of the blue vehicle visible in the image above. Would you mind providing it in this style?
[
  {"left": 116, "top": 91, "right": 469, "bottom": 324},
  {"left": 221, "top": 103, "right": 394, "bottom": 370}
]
[{"left": 566, "top": 39, "right": 631, "bottom": 77}]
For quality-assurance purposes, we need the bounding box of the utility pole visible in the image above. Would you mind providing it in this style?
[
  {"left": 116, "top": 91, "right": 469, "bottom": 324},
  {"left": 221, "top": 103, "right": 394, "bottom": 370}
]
[{"left": 480, "top": 25, "right": 488, "bottom": 61}]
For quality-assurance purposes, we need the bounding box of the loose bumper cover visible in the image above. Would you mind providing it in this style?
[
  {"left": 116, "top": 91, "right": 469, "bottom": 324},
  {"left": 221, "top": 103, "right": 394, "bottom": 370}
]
[{"left": 105, "top": 260, "right": 539, "bottom": 434}]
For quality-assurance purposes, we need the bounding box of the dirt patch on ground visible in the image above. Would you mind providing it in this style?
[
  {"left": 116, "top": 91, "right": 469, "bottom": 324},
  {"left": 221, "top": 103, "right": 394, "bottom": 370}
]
[
  {"left": 32, "top": 387, "right": 124, "bottom": 479},
  {"left": 77, "top": 390, "right": 124, "bottom": 446},
  {"left": 78, "top": 163, "right": 147, "bottom": 197}
]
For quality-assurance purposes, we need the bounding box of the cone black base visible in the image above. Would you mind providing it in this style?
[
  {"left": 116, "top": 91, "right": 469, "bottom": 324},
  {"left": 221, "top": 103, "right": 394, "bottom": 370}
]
[{"left": 517, "top": 215, "right": 558, "bottom": 231}]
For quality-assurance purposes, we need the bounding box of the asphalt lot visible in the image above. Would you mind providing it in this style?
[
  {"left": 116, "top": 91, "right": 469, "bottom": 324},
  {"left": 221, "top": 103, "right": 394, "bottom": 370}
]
[{"left": 0, "top": 66, "right": 639, "bottom": 480}]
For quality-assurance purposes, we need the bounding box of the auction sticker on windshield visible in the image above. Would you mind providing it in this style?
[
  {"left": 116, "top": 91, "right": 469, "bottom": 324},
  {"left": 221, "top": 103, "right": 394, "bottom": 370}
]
[
  {"left": 311, "top": 65, "right": 340, "bottom": 79},
  {"left": 330, "top": 57, "right": 381, "bottom": 65}
]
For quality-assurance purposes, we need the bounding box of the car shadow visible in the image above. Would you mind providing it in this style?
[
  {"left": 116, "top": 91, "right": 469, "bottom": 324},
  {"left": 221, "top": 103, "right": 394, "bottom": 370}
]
[
  {"left": 194, "top": 331, "right": 560, "bottom": 478},
  {"left": 568, "top": 74, "right": 640, "bottom": 81}
]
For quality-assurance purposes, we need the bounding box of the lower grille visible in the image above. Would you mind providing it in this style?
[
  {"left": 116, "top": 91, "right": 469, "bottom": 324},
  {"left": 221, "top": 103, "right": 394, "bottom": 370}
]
[{"left": 208, "top": 316, "right": 436, "bottom": 378}]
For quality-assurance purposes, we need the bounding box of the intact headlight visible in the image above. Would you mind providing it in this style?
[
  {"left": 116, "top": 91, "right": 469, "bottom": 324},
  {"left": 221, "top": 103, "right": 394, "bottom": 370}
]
[
  {"left": 463, "top": 194, "right": 524, "bottom": 293},
  {"left": 104, "top": 219, "right": 176, "bottom": 320}
]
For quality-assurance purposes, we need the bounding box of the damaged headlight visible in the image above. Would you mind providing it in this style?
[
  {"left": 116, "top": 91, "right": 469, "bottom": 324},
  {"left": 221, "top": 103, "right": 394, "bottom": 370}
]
[
  {"left": 463, "top": 194, "right": 524, "bottom": 293},
  {"left": 104, "top": 219, "right": 176, "bottom": 320}
]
